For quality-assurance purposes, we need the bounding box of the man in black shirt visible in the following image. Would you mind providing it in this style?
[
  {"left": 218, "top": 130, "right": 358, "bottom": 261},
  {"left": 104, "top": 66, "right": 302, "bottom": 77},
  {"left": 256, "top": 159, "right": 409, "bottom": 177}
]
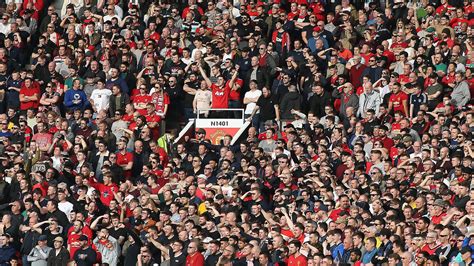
[
  {"left": 149, "top": 238, "right": 186, "bottom": 266},
  {"left": 45, "top": 200, "right": 69, "bottom": 230},
  {"left": 205, "top": 240, "right": 221, "bottom": 266},
  {"left": 248, "top": 87, "right": 280, "bottom": 132},
  {"left": 74, "top": 235, "right": 97, "bottom": 266}
]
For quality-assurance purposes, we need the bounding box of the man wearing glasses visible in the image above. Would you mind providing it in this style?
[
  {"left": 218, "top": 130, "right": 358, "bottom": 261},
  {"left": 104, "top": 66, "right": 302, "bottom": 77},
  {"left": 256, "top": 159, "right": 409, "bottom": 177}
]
[{"left": 186, "top": 241, "right": 204, "bottom": 266}]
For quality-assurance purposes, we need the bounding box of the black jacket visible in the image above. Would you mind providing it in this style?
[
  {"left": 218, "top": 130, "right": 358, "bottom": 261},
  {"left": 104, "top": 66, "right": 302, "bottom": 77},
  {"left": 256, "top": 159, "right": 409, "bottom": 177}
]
[
  {"left": 309, "top": 91, "right": 332, "bottom": 118},
  {"left": 47, "top": 247, "right": 70, "bottom": 266},
  {"left": 244, "top": 67, "right": 270, "bottom": 91},
  {"left": 108, "top": 93, "right": 130, "bottom": 117}
]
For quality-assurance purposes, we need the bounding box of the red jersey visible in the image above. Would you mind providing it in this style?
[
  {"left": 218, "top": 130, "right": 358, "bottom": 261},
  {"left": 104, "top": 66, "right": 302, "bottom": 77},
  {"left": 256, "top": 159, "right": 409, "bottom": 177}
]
[
  {"left": 186, "top": 252, "right": 204, "bottom": 266},
  {"left": 390, "top": 41, "right": 408, "bottom": 50},
  {"left": 329, "top": 208, "right": 350, "bottom": 221},
  {"left": 133, "top": 94, "right": 152, "bottom": 115},
  {"left": 391, "top": 122, "right": 401, "bottom": 133},
  {"left": 24, "top": 126, "right": 33, "bottom": 143},
  {"left": 442, "top": 73, "right": 456, "bottom": 86},
  {"left": 226, "top": 79, "right": 243, "bottom": 101},
  {"left": 436, "top": 4, "right": 453, "bottom": 15},
  {"left": 287, "top": 254, "right": 307, "bottom": 266},
  {"left": 146, "top": 113, "right": 161, "bottom": 124},
  {"left": 210, "top": 83, "right": 230, "bottom": 108},
  {"left": 116, "top": 151, "right": 133, "bottom": 178},
  {"left": 431, "top": 213, "right": 447, "bottom": 225},
  {"left": 380, "top": 136, "right": 395, "bottom": 150},
  {"left": 19, "top": 85, "right": 40, "bottom": 110},
  {"left": 421, "top": 244, "right": 441, "bottom": 255},
  {"left": 287, "top": 11, "right": 299, "bottom": 20},
  {"left": 67, "top": 232, "right": 92, "bottom": 259},
  {"left": 149, "top": 32, "right": 160, "bottom": 42},
  {"left": 281, "top": 228, "right": 295, "bottom": 239},
  {"left": 89, "top": 179, "right": 119, "bottom": 206},
  {"left": 398, "top": 74, "right": 410, "bottom": 84},
  {"left": 389, "top": 91, "right": 408, "bottom": 115},
  {"left": 123, "top": 114, "right": 134, "bottom": 122}
]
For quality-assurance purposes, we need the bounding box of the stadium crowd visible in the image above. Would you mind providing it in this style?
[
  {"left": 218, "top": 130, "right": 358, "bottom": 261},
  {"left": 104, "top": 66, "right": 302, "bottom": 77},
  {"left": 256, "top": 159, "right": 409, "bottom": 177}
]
[{"left": 0, "top": 0, "right": 472, "bottom": 265}]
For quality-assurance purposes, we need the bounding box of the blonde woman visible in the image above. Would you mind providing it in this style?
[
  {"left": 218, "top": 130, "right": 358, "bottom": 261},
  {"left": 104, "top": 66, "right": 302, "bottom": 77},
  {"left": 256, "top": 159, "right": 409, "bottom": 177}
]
[{"left": 144, "top": 3, "right": 160, "bottom": 24}]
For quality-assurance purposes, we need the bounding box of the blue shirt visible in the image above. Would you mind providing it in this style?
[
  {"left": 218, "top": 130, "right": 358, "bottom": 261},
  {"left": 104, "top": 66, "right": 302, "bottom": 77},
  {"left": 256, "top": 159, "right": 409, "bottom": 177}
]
[
  {"left": 362, "top": 248, "right": 378, "bottom": 264},
  {"left": 331, "top": 242, "right": 344, "bottom": 261}
]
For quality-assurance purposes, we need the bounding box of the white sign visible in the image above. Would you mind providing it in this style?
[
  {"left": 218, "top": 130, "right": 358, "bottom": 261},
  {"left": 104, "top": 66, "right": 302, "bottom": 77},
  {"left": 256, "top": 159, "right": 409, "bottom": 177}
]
[{"left": 195, "top": 119, "right": 243, "bottom": 128}]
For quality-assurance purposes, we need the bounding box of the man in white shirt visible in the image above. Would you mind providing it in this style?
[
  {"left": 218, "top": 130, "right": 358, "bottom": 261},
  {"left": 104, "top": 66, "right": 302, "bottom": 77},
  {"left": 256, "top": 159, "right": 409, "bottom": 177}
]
[
  {"left": 89, "top": 79, "right": 112, "bottom": 114},
  {"left": 0, "top": 14, "right": 10, "bottom": 35},
  {"left": 243, "top": 80, "right": 262, "bottom": 116},
  {"left": 57, "top": 189, "right": 74, "bottom": 221}
]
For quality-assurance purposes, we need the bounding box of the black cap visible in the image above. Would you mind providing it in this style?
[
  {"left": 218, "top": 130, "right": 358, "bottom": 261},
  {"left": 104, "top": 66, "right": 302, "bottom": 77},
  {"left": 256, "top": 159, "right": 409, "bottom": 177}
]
[{"left": 79, "top": 235, "right": 88, "bottom": 241}]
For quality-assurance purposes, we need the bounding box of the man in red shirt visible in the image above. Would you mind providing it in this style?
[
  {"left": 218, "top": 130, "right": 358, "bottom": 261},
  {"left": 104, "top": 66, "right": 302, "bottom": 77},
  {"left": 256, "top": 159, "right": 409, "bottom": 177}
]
[
  {"left": 420, "top": 231, "right": 441, "bottom": 255},
  {"left": 185, "top": 241, "right": 204, "bottom": 266},
  {"left": 31, "top": 121, "right": 52, "bottom": 152},
  {"left": 198, "top": 63, "right": 238, "bottom": 118},
  {"left": 116, "top": 139, "right": 133, "bottom": 179},
  {"left": 132, "top": 85, "right": 152, "bottom": 115},
  {"left": 67, "top": 220, "right": 93, "bottom": 259},
  {"left": 388, "top": 82, "right": 408, "bottom": 116},
  {"left": 430, "top": 199, "right": 448, "bottom": 225},
  {"left": 287, "top": 240, "right": 307, "bottom": 266},
  {"left": 145, "top": 103, "right": 162, "bottom": 140},
  {"left": 19, "top": 77, "right": 40, "bottom": 111},
  {"left": 89, "top": 174, "right": 119, "bottom": 206},
  {"left": 329, "top": 194, "right": 351, "bottom": 221}
]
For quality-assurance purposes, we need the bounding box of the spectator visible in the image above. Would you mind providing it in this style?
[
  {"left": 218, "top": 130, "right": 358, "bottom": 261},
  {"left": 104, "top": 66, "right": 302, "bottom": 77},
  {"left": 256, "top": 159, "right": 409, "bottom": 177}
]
[
  {"left": 27, "top": 235, "right": 52, "bottom": 266},
  {"left": 0, "top": 1, "right": 470, "bottom": 266}
]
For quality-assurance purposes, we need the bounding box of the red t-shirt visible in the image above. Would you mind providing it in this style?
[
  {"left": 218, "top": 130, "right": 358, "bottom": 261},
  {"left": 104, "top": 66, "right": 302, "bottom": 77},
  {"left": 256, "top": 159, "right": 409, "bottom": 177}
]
[
  {"left": 421, "top": 243, "right": 441, "bottom": 255},
  {"left": 116, "top": 151, "right": 133, "bottom": 178},
  {"left": 67, "top": 232, "right": 93, "bottom": 259},
  {"left": 329, "top": 208, "right": 350, "bottom": 221},
  {"left": 398, "top": 74, "right": 410, "bottom": 84},
  {"left": 89, "top": 179, "right": 119, "bottom": 206},
  {"left": 150, "top": 32, "right": 160, "bottom": 42},
  {"left": 361, "top": 53, "right": 375, "bottom": 66},
  {"left": 390, "top": 41, "right": 408, "bottom": 50},
  {"left": 32, "top": 133, "right": 53, "bottom": 151},
  {"left": 123, "top": 114, "right": 134, "bottom": 122},
  {"left": 389, "top": 91, "right": 408, "bottom": 115},
  {"left": 287, "top": 254, "right": 307, "bottom": 266},
  {"left": 20, "top": 85, "right": 41, "bottom": 110},
  {"left": 281, "top": 228, "right": 295, "bottom": 239},
  {"left": 431, "top": 213, "right": 447, "bottom": 225},
  {"left": 133, "top": 94, "right": 152, "bottom": 115},
  {"left": 226, "top": 79, "right": 243, "bottom": 101},
  {"left": 186, "top": 252, "right": 204, "bottom": 266},
  {"left": 211, "top": 83, "right": 230, "bottom": 108}
]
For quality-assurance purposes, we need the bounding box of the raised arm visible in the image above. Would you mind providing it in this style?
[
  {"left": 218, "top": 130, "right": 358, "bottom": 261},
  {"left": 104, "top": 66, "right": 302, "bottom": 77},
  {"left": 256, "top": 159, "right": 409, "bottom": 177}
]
[
  {"left": 229, "top": 66, "right": 239, "bottom": 90},
  {"left": 198, "top": 64, "right": 212, "bottom": 87}
]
